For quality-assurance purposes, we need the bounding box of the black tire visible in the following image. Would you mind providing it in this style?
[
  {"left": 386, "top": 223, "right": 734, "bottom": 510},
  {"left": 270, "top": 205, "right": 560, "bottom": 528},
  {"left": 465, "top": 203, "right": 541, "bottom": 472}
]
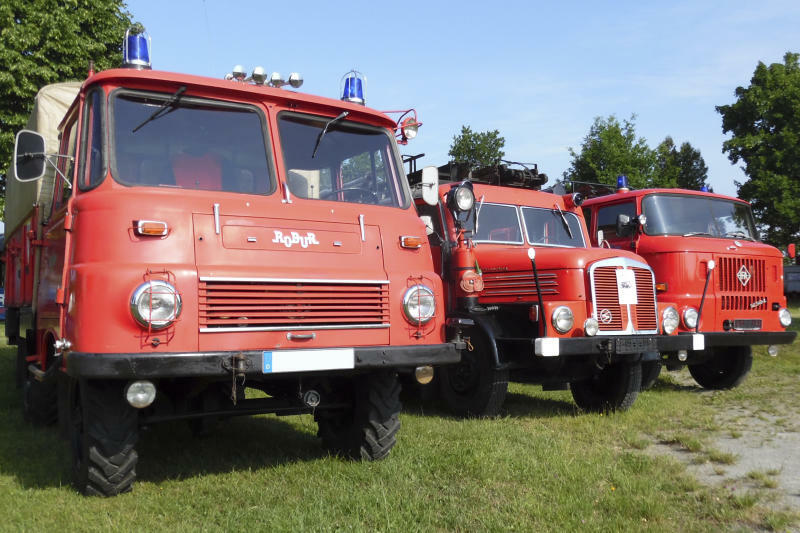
[
  {"left": 15, "top": 343, "right": 26, "bottom": 389},
  {"left": 570, "top": 362, "right": 642, "bottom": 412},
  {"left": 640, "top": 360, "right": 662, "bottom": 391},
  {"left": 315, "top": 371, "right": 401, "bottom": 461},
  {"left": 438, "top": 329, "right": 508, "bottom": 417},
  {"left": 21, "top": 349, "right": 58, "bottom": 426},
  {"left": 70, "top": 380, "right": 139, "bottom": 496},
  {"left": 688, "top": 345, "right": 753, "bottom": 390}
]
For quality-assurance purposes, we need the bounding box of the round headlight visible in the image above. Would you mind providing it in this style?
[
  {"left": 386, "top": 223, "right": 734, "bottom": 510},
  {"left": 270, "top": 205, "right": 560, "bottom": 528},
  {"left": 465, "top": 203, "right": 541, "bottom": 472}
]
[
  {"left": 583, "top": 317, "right": 599, "bottom": 337},
  {"left": 682, "top": 307, "right": 698, "bottom": 329},
  {"left": 131, "top": 280, "right": 182, "bottom": 330},
  {"left": 662, "top": 306, "right": 679, "bottom": 335},
  {"left": 552, "top": 306, "right": 574, "bottom": 333},
  {"left": 779, "top": 307, "right": 792, "bottom": 327},
  {"left": 454, "top": 185, "right": 475, "bottom": 211},
  {"left": 403, "top": 285, "right": 436, "bottom": 325}
]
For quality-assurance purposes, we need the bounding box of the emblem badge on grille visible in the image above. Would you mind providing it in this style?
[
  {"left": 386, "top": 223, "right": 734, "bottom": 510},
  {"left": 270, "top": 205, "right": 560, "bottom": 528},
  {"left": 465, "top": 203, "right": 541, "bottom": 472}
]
[
  {"left": 737, "top": 265, "right": 751, "bottom": 287},
  {"left": 598, "top": 309, "right": 613, "bottom": 324}
]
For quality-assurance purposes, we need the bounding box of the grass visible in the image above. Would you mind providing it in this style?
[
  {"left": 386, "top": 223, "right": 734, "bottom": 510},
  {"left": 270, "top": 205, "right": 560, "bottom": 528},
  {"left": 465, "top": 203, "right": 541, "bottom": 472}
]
[{"left": 1, "top": 310, "right": 799, "bottom": 531}]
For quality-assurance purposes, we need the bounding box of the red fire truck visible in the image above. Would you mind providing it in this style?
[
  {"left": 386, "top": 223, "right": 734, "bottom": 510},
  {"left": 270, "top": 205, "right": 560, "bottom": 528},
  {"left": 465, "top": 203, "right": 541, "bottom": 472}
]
[
  {"left": 581, "top": 178, "right": 796, "bottom": 389},
  {"left": 411, "top": 164, "right": 699, "bottom": 416},
  {"left": 5, "top": 29, "right": 461, "bottom": 496}
]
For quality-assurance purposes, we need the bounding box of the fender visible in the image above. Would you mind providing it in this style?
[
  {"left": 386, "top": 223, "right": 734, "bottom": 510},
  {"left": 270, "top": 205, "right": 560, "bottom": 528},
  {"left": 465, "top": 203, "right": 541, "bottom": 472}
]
[{"left": 452, "top": 311, "right": 503, "bottom": 370}]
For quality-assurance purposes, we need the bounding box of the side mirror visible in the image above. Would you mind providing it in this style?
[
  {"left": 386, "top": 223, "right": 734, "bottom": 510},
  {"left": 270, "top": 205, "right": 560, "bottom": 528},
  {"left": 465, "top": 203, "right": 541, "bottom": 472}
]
[
  {"left": 14, "top": 130, "right": 47, "bottom": 182},
  {"left": 616, "top": 213, "right": 633, "bottom": 237},
  {"left": 597, "top": 229, "right": 605, "bottom": 244},
  {"left": 421, "top": 165, "right": 439, "bottom": 206}
]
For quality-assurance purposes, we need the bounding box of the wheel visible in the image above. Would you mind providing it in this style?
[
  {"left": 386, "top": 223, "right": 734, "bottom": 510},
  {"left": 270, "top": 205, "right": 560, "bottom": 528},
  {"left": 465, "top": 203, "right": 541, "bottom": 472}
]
[
  {"left": 21, "top": 346, "right": 57, "bottom": 425},
  {"left": 688, "top": 345, "right": 753, "bottom": 390},
  {"left": 438, "top": 329, "right": 508, "bottom": 417},
  {"left": 570, "top": 362, "right": 642, "bottom": 412},
  {"left": 315, "top": 370, "right": 401, "bottom": 461},
  {"left": 70, "top": 380, "right": 139, "bottom": 496},
  {"left": 640, "top": 360, "right": 662, "bottom": 391},
  {"left": 15, "top": 343, "right": 27, "bottom": 389}
]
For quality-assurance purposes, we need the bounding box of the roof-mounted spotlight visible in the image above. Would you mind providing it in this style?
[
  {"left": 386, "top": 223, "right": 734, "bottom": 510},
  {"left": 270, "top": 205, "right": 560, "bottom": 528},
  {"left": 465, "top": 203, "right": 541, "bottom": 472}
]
[
  {"left": 269, "top": 72, "right": 286, "bottom": 88},
  {"left": 249, "top": 66, "right": 267, "bottom": 85},
  {"left": 122, "top": 24, "right": 152, "bottom": 70},
  {"left": 340, "top": 70, "right": 366, "bottom": 105},
  {"left": 288, "top": 72, "right": 304, "bottom": 89},
  {"left": 381, "top": 109, "right": 423, "bottom": 145},
  {"left": 225, "top": 64, "right": 247, "bottom": 81}
]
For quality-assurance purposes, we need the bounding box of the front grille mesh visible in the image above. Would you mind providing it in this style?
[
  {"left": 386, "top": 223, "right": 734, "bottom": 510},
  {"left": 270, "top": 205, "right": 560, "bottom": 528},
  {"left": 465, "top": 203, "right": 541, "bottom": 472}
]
[
  {"left": 199, "top": 279, "right": 389, "bottom": 330},
  {"left": 591, "top": 265, "right": 657, "bottom": 333}
]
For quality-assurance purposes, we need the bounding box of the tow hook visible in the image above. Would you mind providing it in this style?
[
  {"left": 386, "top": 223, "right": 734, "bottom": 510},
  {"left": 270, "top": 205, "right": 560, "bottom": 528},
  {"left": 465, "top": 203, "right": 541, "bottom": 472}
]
[{"left": 222, "top": 353, "right": 249, "bottom": 405}]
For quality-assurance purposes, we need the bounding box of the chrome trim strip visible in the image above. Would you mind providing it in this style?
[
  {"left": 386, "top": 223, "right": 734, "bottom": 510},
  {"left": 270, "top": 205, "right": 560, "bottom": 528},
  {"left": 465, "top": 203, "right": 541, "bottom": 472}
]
[
  {"left": 199, "top": 276, "right": 390, "bottom": 284},
  {"left": 200, "top": 323, "right": 390, "bottom": 333},
  {"left": 213, "top": 203, "right": 220, "bottom": 234},
  {"left": 588, "top": 257, "right": 658, "bottom": 335},
  {"left": 359, "top": 214, "right": 365, "bottom": 241}
]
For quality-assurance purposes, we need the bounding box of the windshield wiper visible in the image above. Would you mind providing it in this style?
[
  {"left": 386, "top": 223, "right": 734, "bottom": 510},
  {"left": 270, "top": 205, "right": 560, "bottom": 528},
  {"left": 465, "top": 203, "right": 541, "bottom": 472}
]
[
  {"left": 553, "top": 203, "right": 573, "bottom": 239},
  {"left": 724, "top": 230, "right": 751, "bottom": 239},
  {"left": 132, "top": 86, "right": 187, "bottom": 133},
  {"left": 312, "top": 111, "right": 349, "bottom": 158},
  {"left": 683, "top": 231, "right": 713, "bottom": 237}
]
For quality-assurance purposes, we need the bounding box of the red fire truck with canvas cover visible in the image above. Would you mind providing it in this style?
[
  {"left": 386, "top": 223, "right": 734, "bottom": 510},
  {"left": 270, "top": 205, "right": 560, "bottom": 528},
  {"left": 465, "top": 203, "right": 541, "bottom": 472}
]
[
  {"left": 4, "top": 29, "right": 461, "bottom": 496},
  {"left": 410, "top": 163, "right": 700, "bottom": 416},
  {"left": 581, "top": 178, "right": 796, "bottom": 389}
]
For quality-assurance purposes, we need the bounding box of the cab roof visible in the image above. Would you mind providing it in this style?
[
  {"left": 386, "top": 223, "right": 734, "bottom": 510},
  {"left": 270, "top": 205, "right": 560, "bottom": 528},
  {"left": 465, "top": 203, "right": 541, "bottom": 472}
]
[{"left": 582, "top": 187, "right": 748, "bottom": 207}]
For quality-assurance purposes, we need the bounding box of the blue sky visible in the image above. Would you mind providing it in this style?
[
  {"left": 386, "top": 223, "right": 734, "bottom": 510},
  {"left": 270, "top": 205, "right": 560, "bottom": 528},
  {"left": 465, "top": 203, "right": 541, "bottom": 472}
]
[{"left": 126, "top": 0, "right": 800, "bottom": 197}]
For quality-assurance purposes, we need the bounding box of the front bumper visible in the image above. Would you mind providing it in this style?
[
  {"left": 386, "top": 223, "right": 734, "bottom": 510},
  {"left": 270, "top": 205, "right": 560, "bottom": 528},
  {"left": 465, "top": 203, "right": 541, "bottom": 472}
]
[
  {"left": 65, "top": 343, "right": 462, "bottom": 379},
  {"left": 534, "top": 333, "right": 704, "bottom": 358},
  {"left": 699, "top": 330, "right": 796, "bottom": 347}
]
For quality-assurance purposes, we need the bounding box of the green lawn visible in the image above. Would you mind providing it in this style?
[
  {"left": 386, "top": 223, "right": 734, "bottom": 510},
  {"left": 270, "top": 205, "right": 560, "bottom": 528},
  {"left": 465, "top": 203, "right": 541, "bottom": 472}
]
[{"left": 1, "top": 314, "right": 798, "bottom": 532}]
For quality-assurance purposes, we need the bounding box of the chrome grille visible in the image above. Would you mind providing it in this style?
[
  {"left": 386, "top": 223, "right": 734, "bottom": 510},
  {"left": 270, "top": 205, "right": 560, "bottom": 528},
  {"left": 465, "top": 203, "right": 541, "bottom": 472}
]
[
  {"left": 590, "top": 259, "right": 658, "bottom": 334},
  {"left": 199, "top": 278, "right": 390, "bottom": 331},
  {"left": 482, "top": 271, "right": 558, "bottom": 298}
]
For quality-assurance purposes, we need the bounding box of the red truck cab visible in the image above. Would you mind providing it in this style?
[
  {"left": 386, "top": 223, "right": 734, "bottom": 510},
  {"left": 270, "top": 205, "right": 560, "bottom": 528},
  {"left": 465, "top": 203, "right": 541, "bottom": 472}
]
[
  {"left": 6, "top": 37, "right": 460, "bottom": 496},
  {"left": 412, "top": 164, "right": 699, "bottom": 416},
  {"left": 582, "top": 182, "right": 795, "bottom": 389}
]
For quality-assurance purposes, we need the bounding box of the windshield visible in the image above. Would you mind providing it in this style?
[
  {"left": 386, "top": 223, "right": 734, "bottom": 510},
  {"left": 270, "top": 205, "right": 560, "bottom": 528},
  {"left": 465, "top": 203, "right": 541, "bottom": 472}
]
[
  {"left": 521, "top": 206, "right": 586, "bottom": 247},
  {"left": 278, "top": 113, "right": 408, "bottom": 207},
  {"left": 642, "top": 194, "right": 757, "bottom": 239},
  {"left": 111, "top": 91, "right": 272, "bottom": 193}
]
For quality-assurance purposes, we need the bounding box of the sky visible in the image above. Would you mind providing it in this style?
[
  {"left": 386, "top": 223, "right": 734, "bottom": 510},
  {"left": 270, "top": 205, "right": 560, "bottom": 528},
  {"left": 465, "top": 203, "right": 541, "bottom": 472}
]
[{"left": 125, "top": 0, "right": 800, "bottom": 197}]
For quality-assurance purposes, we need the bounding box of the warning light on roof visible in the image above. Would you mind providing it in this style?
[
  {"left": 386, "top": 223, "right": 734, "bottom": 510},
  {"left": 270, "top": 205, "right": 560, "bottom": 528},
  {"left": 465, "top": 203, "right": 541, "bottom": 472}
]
[
  {"left": 617, "top": 174, "right": 629, "bottom": 192},
  {"left": 123, "top": 25, "right": 152, "bottom": 70},
  {"left": 700, "top": 185, "right": 709, "bottom": 192},
  {"left": 341, "top": 70, "right": 365, "bottom": 105}
]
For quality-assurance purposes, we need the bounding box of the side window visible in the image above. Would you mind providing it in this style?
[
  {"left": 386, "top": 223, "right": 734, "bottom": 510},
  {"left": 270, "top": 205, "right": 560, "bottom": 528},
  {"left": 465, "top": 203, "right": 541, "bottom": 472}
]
[
  {"left": 79, "top": 90, "right": 105, "bottom": 189},
  {"left": 53, "top": 119, "right": 78, "bottom": 212},
  {"left": 597, "top": 202, "right": 636, "bottom": 240}
]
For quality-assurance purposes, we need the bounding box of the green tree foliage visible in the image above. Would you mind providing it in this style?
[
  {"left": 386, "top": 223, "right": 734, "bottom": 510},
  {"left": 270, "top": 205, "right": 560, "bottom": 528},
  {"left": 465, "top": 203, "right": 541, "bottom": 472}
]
[
  {"left": 448, "top": 125, "right": 505, "bottom": 169},
  {"left": 655, "top": 136, "right": 710, "bottom": 191},
  {"left": 717, "top": 52, "right": 800, "bottom": 246},
  {"left": 0, "top": 0, "right": 134, "bottom": 211},
  {"left": 562, "top": 115, "right": 658, "bottom": 189}
]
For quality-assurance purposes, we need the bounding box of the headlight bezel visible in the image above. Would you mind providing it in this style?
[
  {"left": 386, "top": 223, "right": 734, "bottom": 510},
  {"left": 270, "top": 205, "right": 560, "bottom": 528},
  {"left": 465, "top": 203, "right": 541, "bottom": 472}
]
[
  {"left": 130, "top": 280, "right": 182, "bottom": 330},
  {"left": 402, "top": 284, "right": 436, "bottom": 325},
  {"left": 662, "top": 306, "right": 679, "bottom": 335},
  {"left": 551, "top": 305, "right": 574, "bottom": 334},
  {"left": 454, "top": 185, "right": 475, "bottom": 212}
]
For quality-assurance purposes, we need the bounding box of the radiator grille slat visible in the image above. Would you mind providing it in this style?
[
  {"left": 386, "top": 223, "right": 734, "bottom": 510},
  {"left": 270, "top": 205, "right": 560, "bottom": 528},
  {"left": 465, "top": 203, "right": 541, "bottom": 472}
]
[
  {"left": 717, "top": 256, "right": 768, "bottom": 310},
  {"left": 199, "top": 280, "right": 390, "bottom": 329},
  {"left": 482, "top": 271, "right": 558, "bottom": 298},
  {"left": 591, "top": 264, "right": 657, "bottom": 333}
]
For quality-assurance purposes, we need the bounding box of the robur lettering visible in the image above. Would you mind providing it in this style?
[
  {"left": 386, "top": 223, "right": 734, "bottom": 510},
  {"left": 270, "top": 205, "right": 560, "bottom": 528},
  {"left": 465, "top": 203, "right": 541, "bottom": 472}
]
[{"left": 272, "top": 230, "right": 320, "bottom": 249}]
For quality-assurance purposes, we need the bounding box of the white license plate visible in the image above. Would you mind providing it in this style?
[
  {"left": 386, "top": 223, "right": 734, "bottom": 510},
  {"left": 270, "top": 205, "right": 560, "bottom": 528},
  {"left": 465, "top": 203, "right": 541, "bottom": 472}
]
[{"left": 262, "top": 348, "right": 355, "bottom": 374}]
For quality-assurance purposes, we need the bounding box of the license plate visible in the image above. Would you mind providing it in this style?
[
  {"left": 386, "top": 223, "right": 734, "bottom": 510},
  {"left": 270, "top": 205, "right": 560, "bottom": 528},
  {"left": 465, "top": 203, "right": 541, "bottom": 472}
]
[
  {"left": 262, "top": 348, "right": 355, "bottom": 374},
  {"left": 615, "top": 337, "right": 658, "bottom": 354}
]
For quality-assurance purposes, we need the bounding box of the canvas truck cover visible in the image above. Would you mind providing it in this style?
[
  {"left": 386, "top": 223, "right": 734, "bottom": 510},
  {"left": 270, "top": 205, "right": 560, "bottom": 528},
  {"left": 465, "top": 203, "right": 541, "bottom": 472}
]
[{"left": 5, "top": 81, "right": 81, "bottom": 238}]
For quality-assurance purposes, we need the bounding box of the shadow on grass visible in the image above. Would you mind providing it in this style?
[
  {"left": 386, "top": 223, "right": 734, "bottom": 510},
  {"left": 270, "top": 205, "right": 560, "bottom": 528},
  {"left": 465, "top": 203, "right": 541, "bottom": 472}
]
[{"left": 648, "top": 379, "right": 703, "bottom": 393}]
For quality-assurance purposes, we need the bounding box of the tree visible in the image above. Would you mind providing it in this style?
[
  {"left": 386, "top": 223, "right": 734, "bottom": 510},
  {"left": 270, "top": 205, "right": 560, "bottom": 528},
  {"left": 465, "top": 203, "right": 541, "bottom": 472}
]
[
  {"left": 717, "top": 52, "right": 800, "bottom": 247},
  {"left": 448, "top": 125, "right": 505, "bottom": 169},
  {"left": 563, "top": 115, "right": 658, "bottom": 189},
  {"left": 0, "top": 0, "right": 134, "bottom": 213},
  {"left": 655, "top": 136, "right": 710, "bottom": 190}
]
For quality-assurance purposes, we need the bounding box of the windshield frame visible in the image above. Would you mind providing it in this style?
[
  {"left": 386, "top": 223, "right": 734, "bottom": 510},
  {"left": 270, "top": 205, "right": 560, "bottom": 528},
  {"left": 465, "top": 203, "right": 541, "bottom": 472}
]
[
  {"left": 276, "top": 110, "right": 411, "bottom": 209},
  {"left": 108, "top": 87, "right": 276, "bottom": 195},
  {"left": 521, "top": 205, "right": 587, "bottom": 248},
  {"left": 641, "top": 192, "right": 758, "bottom": 240}
]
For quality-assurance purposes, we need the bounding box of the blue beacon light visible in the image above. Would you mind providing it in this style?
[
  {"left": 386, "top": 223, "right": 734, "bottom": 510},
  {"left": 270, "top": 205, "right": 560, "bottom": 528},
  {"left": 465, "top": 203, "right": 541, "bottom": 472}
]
[
  {"left": 123, "top": 26, "right": 152, "bottom": 70},
  {"left": 341, "top": 70, "right": 365, "bottom": 105},
  {"left": 617, "top": 174, "right": 629, "bottom": 191}
]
